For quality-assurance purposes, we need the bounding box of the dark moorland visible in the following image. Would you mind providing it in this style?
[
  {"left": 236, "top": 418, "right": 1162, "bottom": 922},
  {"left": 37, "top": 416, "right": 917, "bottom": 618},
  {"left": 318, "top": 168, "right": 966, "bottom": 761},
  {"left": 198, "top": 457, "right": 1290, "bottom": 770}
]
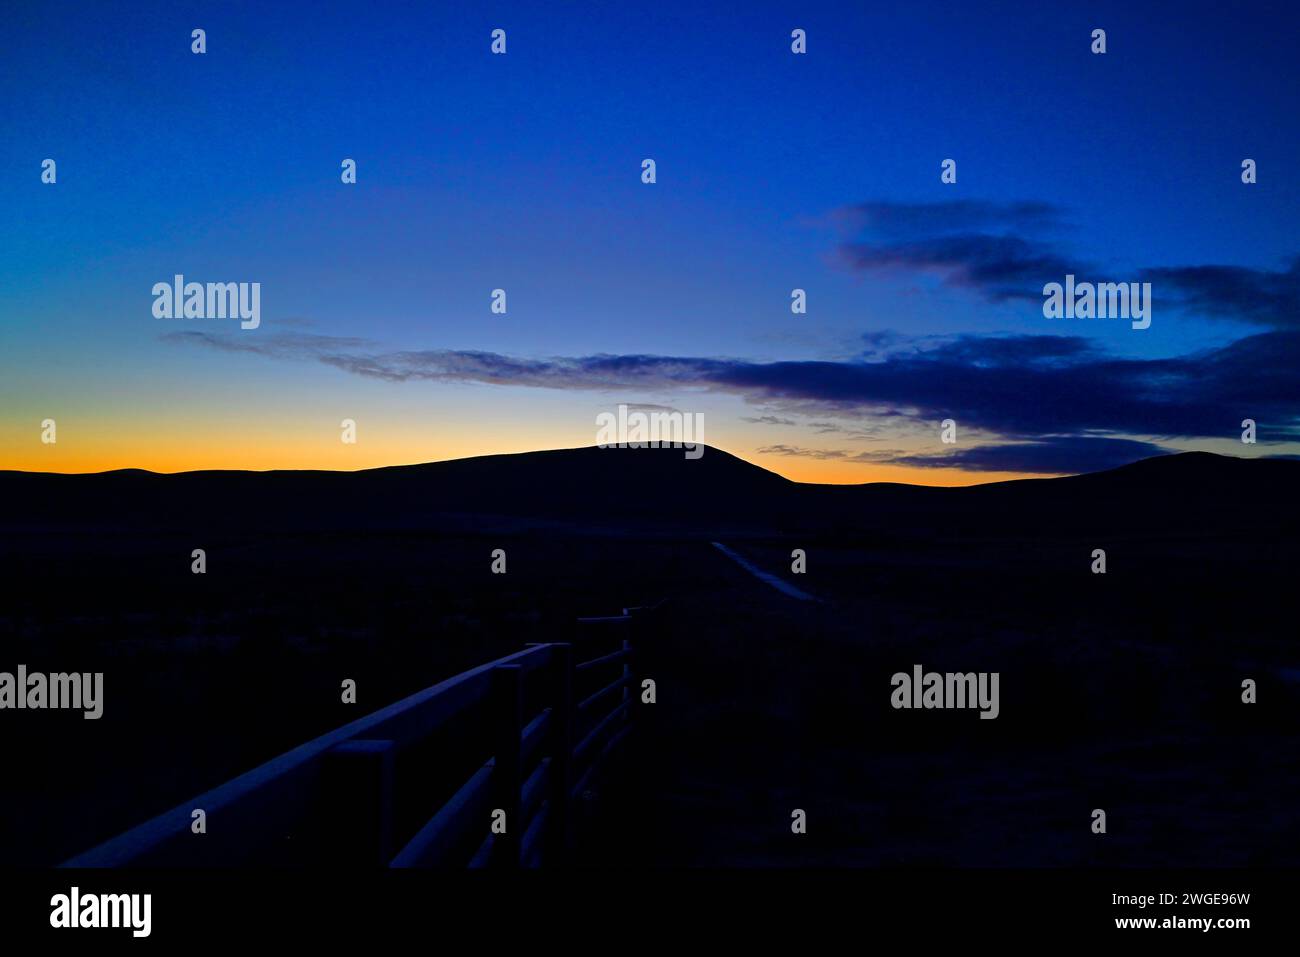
[{"left": 1, "top": 447, "right": 1296, "bottom": 866}]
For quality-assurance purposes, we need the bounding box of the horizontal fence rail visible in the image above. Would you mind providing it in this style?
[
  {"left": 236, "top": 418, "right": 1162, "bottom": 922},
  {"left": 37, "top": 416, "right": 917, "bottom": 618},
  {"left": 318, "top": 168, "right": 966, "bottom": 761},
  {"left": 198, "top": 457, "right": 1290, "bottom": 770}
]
[{"left": 64, "top": 604, "right": 658, "bottom": 868}]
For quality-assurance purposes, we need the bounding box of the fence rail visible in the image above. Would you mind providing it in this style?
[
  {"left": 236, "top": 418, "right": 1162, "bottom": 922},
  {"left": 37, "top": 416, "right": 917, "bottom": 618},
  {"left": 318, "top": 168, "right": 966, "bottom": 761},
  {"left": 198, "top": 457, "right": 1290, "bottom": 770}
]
[{"left": 63, "top": 605, "right": 655, "bottom": 868}]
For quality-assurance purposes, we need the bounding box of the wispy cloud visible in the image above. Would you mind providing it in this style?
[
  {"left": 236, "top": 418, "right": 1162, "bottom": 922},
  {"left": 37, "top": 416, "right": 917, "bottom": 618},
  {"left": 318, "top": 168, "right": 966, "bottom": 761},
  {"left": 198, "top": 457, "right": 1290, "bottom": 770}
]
[
  {"left": 840, "top": 233, "right": 1089, "bottom": 302},
  {"left": 834, "top": 200, "right": 1066, "bottom": 238},
  {"left": 161, "top": 331, "right": 376, "bottom": 357},
  {"left": 889, "top": 436, "right": 1172, "bottom": 474},
  {"left": 757, "top": 435, "right": 1174, "bottom": 474},
  {"left": 834, "top": 199, "right": 1088, "bottom": 302},
  {"left": 1140, "top": 258, "right": 1300, "bottom": 329},
  {"left": 834, "top": 200, "right": 1300, "bottom": 329},
  {"left": 165, "top": 328, "right": 1300, "bottom": 444},
  {"left": 756, "top": 445, "right": 855, "bottom": 461}
]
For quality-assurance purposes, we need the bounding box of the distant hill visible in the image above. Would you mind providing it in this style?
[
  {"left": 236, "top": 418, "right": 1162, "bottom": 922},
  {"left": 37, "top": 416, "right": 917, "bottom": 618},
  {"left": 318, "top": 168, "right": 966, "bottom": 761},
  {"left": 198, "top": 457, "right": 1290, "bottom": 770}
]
[
  {"left": 1, "top": 447, "right": 1295, "bottom": 539},
  {"left": 809, "top": 449, "right": 1298, "bottom": 538}
]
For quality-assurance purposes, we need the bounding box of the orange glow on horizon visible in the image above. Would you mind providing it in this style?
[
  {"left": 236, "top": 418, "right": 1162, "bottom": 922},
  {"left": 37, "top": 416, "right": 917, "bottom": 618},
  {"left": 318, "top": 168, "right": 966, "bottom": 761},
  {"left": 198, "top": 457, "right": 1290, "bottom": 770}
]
[
  {"left": 3, "top": 436, "right": 1044, "bottom": 487},
  {"left": 750, "top": 452, "right": 1039, "bottom": 487}
]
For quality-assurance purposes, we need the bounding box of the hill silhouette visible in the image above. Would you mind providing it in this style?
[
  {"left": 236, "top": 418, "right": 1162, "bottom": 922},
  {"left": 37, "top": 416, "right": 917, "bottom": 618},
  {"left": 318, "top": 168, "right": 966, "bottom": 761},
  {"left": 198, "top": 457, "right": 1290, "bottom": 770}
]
[{"left": 1, "top": 446, "right": 1295, "bottom": 538}]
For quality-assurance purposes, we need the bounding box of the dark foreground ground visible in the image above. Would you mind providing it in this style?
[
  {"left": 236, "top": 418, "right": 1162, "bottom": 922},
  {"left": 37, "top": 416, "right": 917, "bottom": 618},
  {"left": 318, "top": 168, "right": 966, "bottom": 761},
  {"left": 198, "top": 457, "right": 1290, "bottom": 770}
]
[
  {"left": 1, "top": 447, "right": 1296, "bottom": 866},
  {"left": 592, "top": 533, "right": 1298, "bottom": 867}
]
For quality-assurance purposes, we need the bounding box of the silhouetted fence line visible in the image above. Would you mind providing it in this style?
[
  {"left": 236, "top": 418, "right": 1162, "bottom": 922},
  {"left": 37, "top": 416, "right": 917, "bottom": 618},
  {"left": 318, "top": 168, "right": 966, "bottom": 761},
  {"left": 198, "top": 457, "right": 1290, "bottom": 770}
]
[{"left": 64, "top": 605, "right": 656, "bottom": 868}]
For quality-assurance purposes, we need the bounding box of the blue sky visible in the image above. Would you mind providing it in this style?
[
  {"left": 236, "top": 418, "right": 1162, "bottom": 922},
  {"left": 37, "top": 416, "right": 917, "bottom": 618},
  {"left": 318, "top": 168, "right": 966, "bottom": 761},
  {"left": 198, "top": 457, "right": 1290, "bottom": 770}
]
[{"left": 1, "top": 0, "right": 1297, "bottom": 479}]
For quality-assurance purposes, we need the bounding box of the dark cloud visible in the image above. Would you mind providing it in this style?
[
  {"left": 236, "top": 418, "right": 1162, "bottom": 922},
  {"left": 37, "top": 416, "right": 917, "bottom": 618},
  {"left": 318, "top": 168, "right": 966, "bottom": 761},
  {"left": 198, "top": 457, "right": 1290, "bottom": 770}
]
[
  {"left": 834, "top": 200, "right": 1087, "bottom": 302},
  {"left": 890, "top": 436, "right": 1172, "bottom": 474},
  {"left": 840, "top": 233, "right": 1088, "bottom": 302},
  {"left": 864, "top": 332, "right": 1100, "bottom": 367},
  {"left": 836, "top": 200, "right": 1300, "bottom": 327},
  {"left": 166, "top": 328, "right": 1300, "bottom": 444},
  {"left": 1140, "top": 259, "right": 1300, "bottom": 329}
]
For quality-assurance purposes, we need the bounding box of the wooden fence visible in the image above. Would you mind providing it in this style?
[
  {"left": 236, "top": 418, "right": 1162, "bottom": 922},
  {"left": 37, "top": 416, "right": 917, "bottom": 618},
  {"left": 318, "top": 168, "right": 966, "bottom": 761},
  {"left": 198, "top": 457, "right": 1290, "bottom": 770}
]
[{"left": 63, "top": 605, "right": 654, "bottom": 868}]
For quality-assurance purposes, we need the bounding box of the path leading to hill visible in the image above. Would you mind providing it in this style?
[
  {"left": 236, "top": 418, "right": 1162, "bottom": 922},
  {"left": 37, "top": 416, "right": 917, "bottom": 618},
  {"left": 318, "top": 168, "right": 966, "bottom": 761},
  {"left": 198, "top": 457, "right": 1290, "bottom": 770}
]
[
  {"left": 577, "top": 540, "right": 872, "bottom": 866},
  {"left": 580, "top": 539, "right": 1074, "bottom": 866},
  {"left": 709, "top": 541, "right": 820, "bottom": 602}
]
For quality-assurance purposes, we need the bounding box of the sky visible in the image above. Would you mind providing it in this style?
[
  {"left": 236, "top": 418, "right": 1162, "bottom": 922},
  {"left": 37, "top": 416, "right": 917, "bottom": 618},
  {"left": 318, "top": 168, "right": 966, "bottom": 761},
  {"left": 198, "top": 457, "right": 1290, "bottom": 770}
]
[{"left": 1, "top": 0, "right": 1297, "bottom": 483}]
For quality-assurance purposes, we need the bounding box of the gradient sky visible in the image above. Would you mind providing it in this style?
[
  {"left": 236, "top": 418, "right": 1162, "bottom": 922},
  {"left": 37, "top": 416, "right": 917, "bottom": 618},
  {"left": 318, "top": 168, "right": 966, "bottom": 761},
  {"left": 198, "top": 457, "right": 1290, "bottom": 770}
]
[{"left": 2, "top": 0, "right": 1297, "bottom": 482}]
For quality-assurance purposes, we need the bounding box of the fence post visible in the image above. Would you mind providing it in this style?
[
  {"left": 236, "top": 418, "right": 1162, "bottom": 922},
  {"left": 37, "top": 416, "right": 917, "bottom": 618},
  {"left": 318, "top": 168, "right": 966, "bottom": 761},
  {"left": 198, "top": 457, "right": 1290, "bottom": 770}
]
[
  {"left": 622, "top": 612, "right": 634, "bottom": 733},
  {"left": 323, "top": 738, "right": 396, "bottom": 867},
  {"left": 548, "top": 643, "right": 575, "bottom": 862},
  {"left": 489, "top": 664, "right": 523, "bottom": 868}
]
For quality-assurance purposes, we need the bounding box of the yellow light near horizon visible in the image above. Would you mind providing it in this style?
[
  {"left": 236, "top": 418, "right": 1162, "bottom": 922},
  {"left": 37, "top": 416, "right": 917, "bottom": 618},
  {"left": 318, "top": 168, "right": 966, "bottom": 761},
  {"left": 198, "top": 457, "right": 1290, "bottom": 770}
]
[
  {"left": 0, "top": 401, "right": 1043, "bottom": 484},
  {"left": 4, "top": 430, "right": 1042, "bottom": 486},
  {"left": 0, "top": 421, "right": 491, "bottom": 475},
  {"left": 751, "top": 452, "right": 1036, "bottom": 487}
]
